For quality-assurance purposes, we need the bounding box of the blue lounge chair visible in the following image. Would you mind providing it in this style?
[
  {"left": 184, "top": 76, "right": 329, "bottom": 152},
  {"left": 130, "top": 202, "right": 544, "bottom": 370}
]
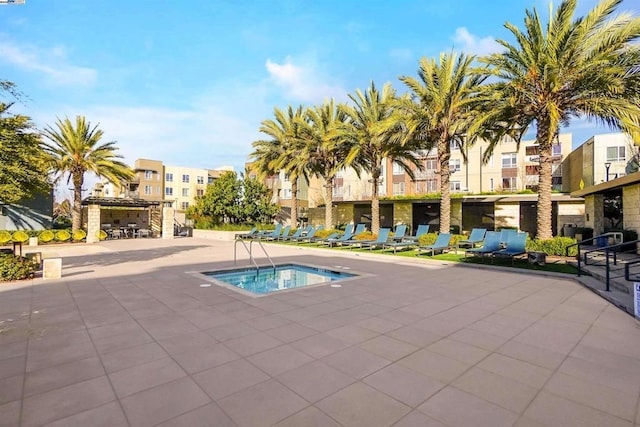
[
  {"left": 416, "top": 233, "right": 452, "bottom": 256},
  {"left": 295, "top": 225, "right": 324, "bottom": 243},
  {"left": 464, "top": 231, "right": 502, "bottom": 258},
  {"left": 499, "top": 228, "right": 518, "bottom": 246},
  {"left": 326, "top": 223, "right": 366, "bottom": 247},
  {"left": 457, "top": 228, "right": 487, "bottom": 249},
  {"left": 492, "top": 232, "right": 528, "bottom": 264},
  {"left": 382, "top": 225, "right": 429, "bottom": 253},
  {"left": 314, "top": 224, "right": 354, "bottom": 244},
  {"left": 281, "top": 226, "right": 311, "bottom": 242},
  {"left": 257, "top": 223, "right": 283, "bottom": 240},
  {"left": 358, "top": 228, "right": 392, "bottom": 250},
  {"left": 235, "top": 227, "right": 258, "bottom": 240},
  {"left": 265, "top": 225, "right": 289, "bottom": 241},
  {"left": 390, "top": 224, "right": 408, "bottom": 242},
  {"left": 405, "top": 224, "right": 430, "bottom": 242}
]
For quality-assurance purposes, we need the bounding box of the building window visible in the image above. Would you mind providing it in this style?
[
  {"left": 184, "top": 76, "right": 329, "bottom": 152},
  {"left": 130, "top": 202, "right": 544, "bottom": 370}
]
[
  {"left": 392, "top": 182, "right": 405, "bottom": 195},
  {"left": 181, "top": 202, "right": 189, "bottom": 210},
  {"left": 488, "top": 154, "right": 494, "bottom": 167},
  {"left": 197, "top": 176, "right": 204, "bottom": 185},
  {"left": 502, "top": 177, "right": 517, "bottom": 191},
  {"left": 282, "top": 188, "right": 292, "bottom": 199},
  {"left": 145, "top": 171, "right": 153, "bottom": 180},
  {"left": 552, "top": 144, "right": 562, "bottom": 156},
  {"left": 502, "top": 153, "right": 517, "bottom": 168},
  {"left": 449, "top": 159, "right": 461, "bottom": 172},
  {"left": 525, "top": 146, "right": 539, "bottom": 156},
  {"left": 392, "top": 162, "right": 404, "bottom": 175},
  {"left": 182, "top": 174, "right": 190, "bottom": 183},
  {"left": 144, "top": 185, "right": 152, "bottom": 195},
  {"left": 165, "top": 173, "right": 173, "bottom": 182},
  {"left": 525, "top": 165, "right": 539, "bottom": 176},
  {"left": 489, "top": 178, "right": 494, "bottom": 191},
  {"left": 208, "top": 176, "right": 215, "bottom": 184},
  {"left": 450, "top": 181, "right": 461, "bottom": 191},
  {"left": 165, "top": 187, "right": 173, "bottom": 196},
  {"left": 196, "top": 189, "right": 204, "bottom": 197},
  {"left": 426, "top": 179, "right": 437, "bottom": 192},
  {"left": 283, "top": 174, "right": 290, "bottom": 182},
  {"left": 450, "top": 141, "right": 459, "bottom": 150},
  {"left": 182, "top": 188, "right": 189, "bottom": 197},
  {"left": 426, "top": 159, "right": 437, "bottom": 170},
  {"left": 606, "top": 146, "right": 625, "bottom": 162}
]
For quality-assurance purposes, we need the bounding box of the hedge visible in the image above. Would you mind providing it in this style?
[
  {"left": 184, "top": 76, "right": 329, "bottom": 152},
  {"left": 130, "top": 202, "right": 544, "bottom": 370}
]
[
  {"left": 0, "top": 254, "right": 39, "bottom": 282},
  {"left": 526, "top": 236, "right": 578, "bottom": 256},
  {"left": 418, "top": 233, "right": 466, "bottom": 247}
]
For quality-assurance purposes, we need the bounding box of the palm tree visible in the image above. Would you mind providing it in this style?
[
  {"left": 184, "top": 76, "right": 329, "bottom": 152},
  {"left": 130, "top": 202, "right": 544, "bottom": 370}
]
[
  {"left": 341, "top": 82, "right": 422, "bottom": 234},
  {"left": 479, "top": 0, "right": 640, "bottom": 239},
  {"left": 42, "top": 116, "right": 134, "bottom": 233},
  {"left": 399, "top": 52, "right": 489, "bottom": 234},
  {"left": 251, "top": 106, "right": 309, "bottom": 227},
  {"left": 302, "top": 100, "right": 352, "bottom": 229}
]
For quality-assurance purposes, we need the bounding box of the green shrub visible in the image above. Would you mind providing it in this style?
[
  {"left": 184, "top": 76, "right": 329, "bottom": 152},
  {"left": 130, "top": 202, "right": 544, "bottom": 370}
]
[
  {"left": 0, "top": 254, "right": 39, "bottom": 281},
  {"left": 418, "top": 233, "right": 465, "bottom": 247},
  {"left": 39, "top": 230, "right": 55, "bottom": 243},
  {"left": 72, "top": 230, "right": 87, "bottom": 241},
  {"left": 55, "top": 230, "right": 71, "bottom": 242},
  {"left": 526, "top": 236, "right": 577, "bottom": 256},
  {"left": 0, "top": 230, "right": 11, "bottom": 244},
  {"left": 11, "top": 230, "right": 29, "bottom": 243},
  {"left": 353, "top": 231, "right": 376, "bottom": 240},
  {"left": 314, "top": 229, "right": 340, "bottom": 239}
]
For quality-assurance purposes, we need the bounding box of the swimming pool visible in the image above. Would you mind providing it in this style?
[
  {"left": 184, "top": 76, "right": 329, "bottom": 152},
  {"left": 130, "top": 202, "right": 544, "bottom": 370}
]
[{"left": 203, "top": 263, "right": 356, "bottom": 294}]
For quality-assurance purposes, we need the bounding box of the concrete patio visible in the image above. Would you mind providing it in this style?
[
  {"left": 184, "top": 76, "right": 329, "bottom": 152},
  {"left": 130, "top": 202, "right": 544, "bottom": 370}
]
[{"left": 1, "top": 238, "right": 639, "bottom": 427}]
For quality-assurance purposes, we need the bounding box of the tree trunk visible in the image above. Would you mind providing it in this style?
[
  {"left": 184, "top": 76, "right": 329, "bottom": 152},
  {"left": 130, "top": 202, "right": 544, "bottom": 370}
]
[
  {"left": 325, "top": 176, "right": 334, "bottom": 230},
  {"left": 290, "top": 178, "right": 298, "bottom": 227},
  {"left": 438, "top": 139, "right": 451, "bottom": 234},
  {"left": 536, "top": 122, "right": 554, "bottom": 240},
  {"left": 72, "top": 172, "right": 83, "bottom": 233},
  {"left": 371, "top": 171, "right": 380, "bottom": 234}
]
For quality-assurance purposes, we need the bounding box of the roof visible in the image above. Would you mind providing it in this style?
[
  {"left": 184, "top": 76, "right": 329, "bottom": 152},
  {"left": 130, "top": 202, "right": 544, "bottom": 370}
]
[
  {"left": 571, "top": 171, "right": 640, "bottom": 197},
  {"left": 340, "top": 193, "right": 583, "bottom": 205},
  {"left": 81, "top": 197, "right": 166, "bottom": 208}
]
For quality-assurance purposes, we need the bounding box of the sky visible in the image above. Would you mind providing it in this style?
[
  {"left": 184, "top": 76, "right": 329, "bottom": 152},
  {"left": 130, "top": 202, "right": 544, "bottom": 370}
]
[{"left": 1, "top": 0, "right": 639, "bottom": 194}]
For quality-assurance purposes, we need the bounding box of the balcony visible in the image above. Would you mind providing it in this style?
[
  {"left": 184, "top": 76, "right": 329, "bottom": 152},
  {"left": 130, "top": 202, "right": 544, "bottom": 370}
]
[{"left": 413, "top": 170, "right": 436, "bottom": 181}]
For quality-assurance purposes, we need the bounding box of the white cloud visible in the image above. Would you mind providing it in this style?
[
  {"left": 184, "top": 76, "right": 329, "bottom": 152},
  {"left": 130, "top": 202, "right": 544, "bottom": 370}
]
[
  {"left": 265, "top": 56, "right": 347, "bottom": 103},
  {"left": 452, "top": 27, "right": 501, "bottom": 56},
  {"left": 0, "top": 40, "right": 97, "bottom": 86}
]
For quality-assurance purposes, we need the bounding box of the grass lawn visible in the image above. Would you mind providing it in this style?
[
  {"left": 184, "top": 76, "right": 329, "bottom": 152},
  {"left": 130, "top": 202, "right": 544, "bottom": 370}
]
[{"left": 275, "top": 241, "right": 578, "bottom": 275}]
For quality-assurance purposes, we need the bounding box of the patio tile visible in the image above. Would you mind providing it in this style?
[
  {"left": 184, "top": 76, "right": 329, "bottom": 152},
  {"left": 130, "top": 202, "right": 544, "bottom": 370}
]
[
  {"left": 477, "top": 353, "right": 553, "bottom": 389},
  {"left": 321, "top": 346, "right": 391, "bottom": 379},
  {"left": 0, "top": 375, "right": 22, "bottom": 405},
  {"left": 427, "top": 338, "right": 490, "bottom": 364},
  {"left": 418, "top": 386, "right": 519, "bottom": 427},
  {"left": 497, "top": 340, "right": 567, "bottom": 370},
  {"left": 0, "top": 400, "right": 20, "bottom": 427},
  {"left": 101, "top": 341, "right": 168, "bottom": 373},
  {"left": 579, "top": 325, "right": 640, "bottom": 360},
  {"left": 543, "top": 372, "right": 637, "bottom": 421},
  {"left": 247, "top": 344, "right": 313, "bottom": 376},
  {"left": 392, "top": 410, "right": 446, "bottom": 427},
  {"left": 359, "top": 335, "right": 419, "bottom": 361},
  {"left": 363, "top": 363, "right": 445, "bottom": 407},
  {"left": 289, "top": 332, "right": 351, "bottom": 358},
  {"left": 181, "top": 307, "right": 236, "bottom": 329},
  {"left": 206, "top": 321, "right": 258, "bottom": 342},
  {"left": 399, "top": 349, "right": 471, "bottom": 383},
  {"left": 0, "top": 340, "right": 26, "bottom": 361},
  {"left": 317, "top": 382, "right": 411, "bottom": 427},
  {"left": 558, "top": 355, "right": 640, "bottom": 393},
  {"left": 273, "top": 406, "right": 341, "bottom": 427},
  {"left": 92, "top": 328, "right": 154, "bottom": 354},
  {"left": 452, "top": 367, "right": 538, "bottom": 413},
  {"left": 0, "top": 355, "right": 24, "bottom": 380},
  {"left": 218, "top": 379, "right": 309, "bottom": 427},
  {"left": 224, "top": 331, "right": 283, "bottom": 356},
  {"left": 448, "top": 327, "right": 509, "bottom": 351},
  {"left": 244, "top": 313, "right": 291, "bottom": 331},
  {"left": 523, "top": 390, "right": 631, "bottom": 427},
  {"left": 172, "top": 342, "right": 240, "bottom": 374},
  {"left": 24, "top": 356, "right": 105, "bottom": 397},
  {"left": 136, "top": 314, "right": 200, "bottom": 341},
  {"left": 355, "top": 316, "right": 402, "bottom": 333},
  {"left": 385, "top": 326, "right": 442, "bottom": 347},
  {"left": 26, "top": 329, "right": 97, "bottom": 372},
  {"left": 156, "top": 402, "right": 237, "bottom": 427},
  {"left": 45, "top": 401, "right": 128, "bottom": 427},
  {"left": 263, "top": 323, "right": 318, "bottom": 343},
  {"left": 513, "top": 318, "right": 589, "bottom": 355},
  {"left": 88, "top": 319, "right": 146, "bottom": 340},
  {"left": 192, "top": 358, "right": 269, "bottom": 400},
  {"left": 120, "top": 377, "right": 211, "bottom": 427},
  {"left": 109, "top": 357, "right": 186, "bottom": 398},
  {"left": 276, "top": 360, "right": 356, "bottom": 402},
  {"left": 156, "top": 330, "right": 218, "bottom": 356},
  {"left": 21, "top": 376, "right": 116, "bottom": 427}
]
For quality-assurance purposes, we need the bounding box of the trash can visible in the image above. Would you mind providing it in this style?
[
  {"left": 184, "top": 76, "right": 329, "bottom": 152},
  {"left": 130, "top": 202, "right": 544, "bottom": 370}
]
[
  {"left": 596, "top": 236, "right": 608, "bottom": 247},
  {"left": 562, "top": 224, "right": 576, "bottom": 238}
]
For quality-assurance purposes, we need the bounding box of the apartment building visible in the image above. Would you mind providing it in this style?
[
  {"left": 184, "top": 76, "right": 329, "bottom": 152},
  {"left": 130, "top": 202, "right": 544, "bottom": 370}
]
[
  {"left": 385, "top": 133, "right": 573, "bottom": 196},
  {"left": 562, "top": 132, "right": 639, "bottom": 193}
]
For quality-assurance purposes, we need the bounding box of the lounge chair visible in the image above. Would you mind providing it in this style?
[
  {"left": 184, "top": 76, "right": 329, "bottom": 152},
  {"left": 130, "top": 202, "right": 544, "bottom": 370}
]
[
  {"left": 314, "top": 224, "right": 354, "bottom": 244},
  {"left": 325, "top": 224, "right": 366, "bottom": 247},
  {"left": 358, "top": 228, "right": 392, "bottom": 250},
  {"left": 492, "top": 232, "right": 528, "bottom": 264},
  {"left": 416, "top": 233, "right": 452, "bottom": 256},
  {"left": 257, "top": 224, "right": 283, "bottom": 240},
  {"left": 405, "top": 224, "right": 430, "bottom": 242},
  {"left": 280, "top": 226, "right": 309, "bottom": 242},
  {"left": 382, "top": 224, "right": 431, "bottom": 253},
  {"left": 464, "top": 231, "right": 501, "bottom": 258},
  {"left": 457, "top": 228, "right": 487, "bottom": 249},
  {"left": 265, "top": 225, "right": 290, "bottom": 241},
  {"left": 292, "top": 225, "right": 324, "bottom": 243},
  {"left": 390, "top": 224, "right": 408, "bottom": 242},
  {"left": 499, "top": 228, "right": 518, "bottom": 246}
]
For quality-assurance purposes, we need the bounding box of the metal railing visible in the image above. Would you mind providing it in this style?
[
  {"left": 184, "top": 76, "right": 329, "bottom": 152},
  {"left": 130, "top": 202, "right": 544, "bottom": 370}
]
[
  {"left": 624, "top": 258, "right": 640, "bottom": 282},
  {"left": 234, "top": 237, "right": 276, "bottom": 270}
]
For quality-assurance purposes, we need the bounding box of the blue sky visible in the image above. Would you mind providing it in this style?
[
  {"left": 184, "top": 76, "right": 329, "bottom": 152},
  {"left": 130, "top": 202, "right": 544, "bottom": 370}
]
[{"left": 1, "top": 0, "right": 638, "bottom": 182}]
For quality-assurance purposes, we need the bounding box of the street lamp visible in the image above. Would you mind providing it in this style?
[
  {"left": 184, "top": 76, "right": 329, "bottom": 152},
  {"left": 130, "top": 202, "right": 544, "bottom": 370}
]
[{"left": 604, "top": 162, "right": 611, "bottom": 182}]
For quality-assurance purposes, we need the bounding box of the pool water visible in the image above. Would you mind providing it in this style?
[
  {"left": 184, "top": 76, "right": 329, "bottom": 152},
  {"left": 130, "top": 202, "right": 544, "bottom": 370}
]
[{"left": 204, "top": 263, "right": 355, "bottom": 294}]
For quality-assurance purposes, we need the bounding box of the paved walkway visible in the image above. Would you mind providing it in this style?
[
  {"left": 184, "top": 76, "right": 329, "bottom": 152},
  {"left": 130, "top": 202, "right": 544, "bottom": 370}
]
[{"left": 1, "top": 238, "right": 639, "bottom": 427}]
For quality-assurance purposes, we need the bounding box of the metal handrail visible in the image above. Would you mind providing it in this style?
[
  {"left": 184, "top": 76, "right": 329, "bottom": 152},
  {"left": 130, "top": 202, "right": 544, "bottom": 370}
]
[
  {"left": 250, "top": 239, "right": 276, "bottom": 270},
  {"left": 624, "top": 258, "right": 640, "bottom": 281},
  {"left": 234, "top": 238, "right": 260, "bottom": 269},
  {"left": 566, "top": 232, "right": 624, "bottom": 278}
]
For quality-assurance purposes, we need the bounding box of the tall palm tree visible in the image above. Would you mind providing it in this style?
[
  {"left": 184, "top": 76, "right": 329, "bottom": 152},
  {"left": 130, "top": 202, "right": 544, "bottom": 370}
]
[
  {"left": 479, "top": 0, "right": 640, "bottom": 239},
  {"left": 399, "top": 52, "right": 489, "bottom": 234},
  {"left": 341, "top": 82, "right": 422, "bottom": 234},
  {"left": 302, "top": 100, "right": 352, "bottom": 229},
  {"left": 251, "top": 106, "right": 309, "bottom": 227},
  {"left": 42, "top": 116, "right": 134, "bottom": 233}
]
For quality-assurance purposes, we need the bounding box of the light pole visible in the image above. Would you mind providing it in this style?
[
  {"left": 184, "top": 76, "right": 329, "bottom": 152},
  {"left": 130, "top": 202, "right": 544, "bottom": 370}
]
[{"left": 604, "top": 162, "right": 611, "bottom": 182}]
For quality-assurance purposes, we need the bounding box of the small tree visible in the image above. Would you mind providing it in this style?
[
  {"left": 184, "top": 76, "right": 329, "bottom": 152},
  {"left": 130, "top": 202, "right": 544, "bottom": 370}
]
[
  {"left": 241, "top": 174, "right": 279, "bottom": 224},
  {"left": 191, "top": 171, "right": 242, "bottom": 224}
]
